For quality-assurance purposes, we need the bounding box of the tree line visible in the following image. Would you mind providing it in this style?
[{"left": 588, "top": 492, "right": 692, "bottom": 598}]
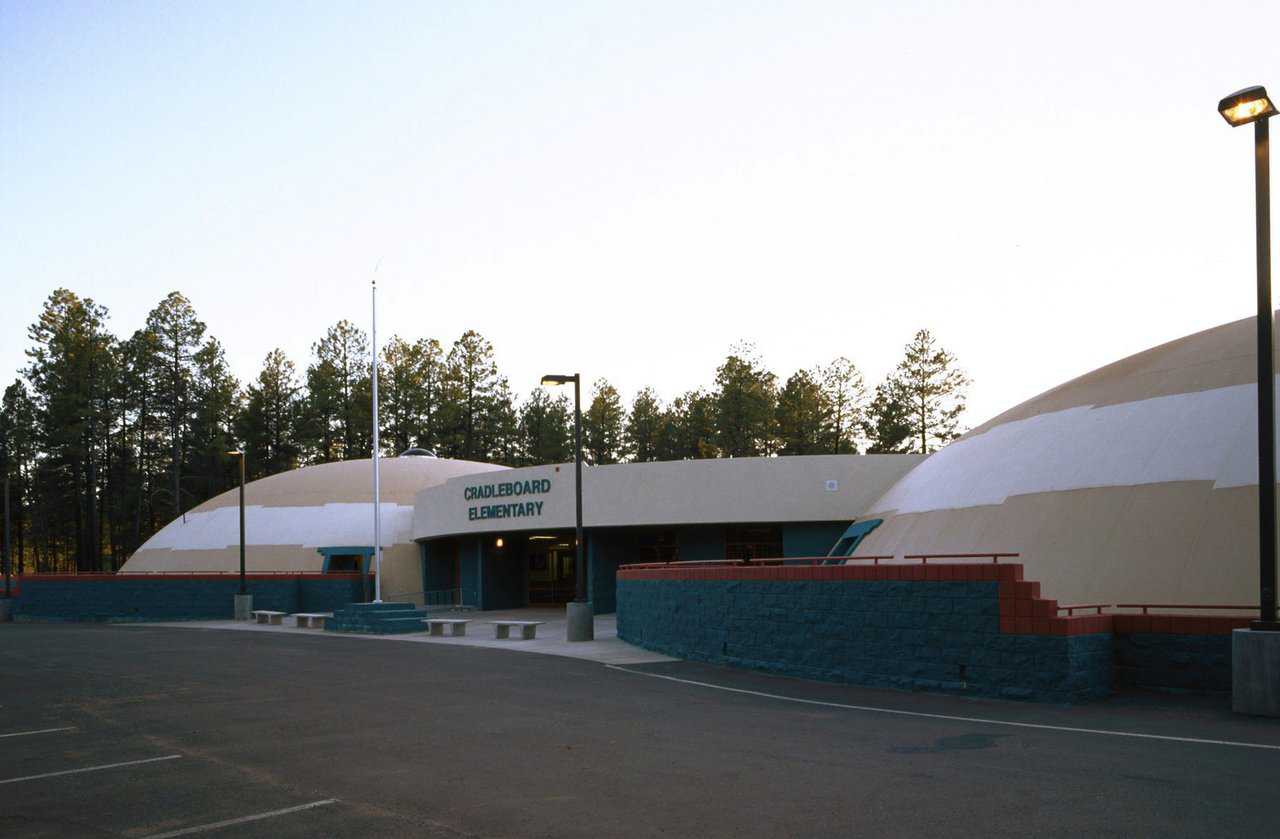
[{"left": 0, "top": 288, "right": 970, "bottom": 573}]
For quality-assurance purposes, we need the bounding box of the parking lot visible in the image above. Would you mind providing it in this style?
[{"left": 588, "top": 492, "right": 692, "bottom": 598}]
[{"left": 3, "top": 623, "right": 1280, "bottom": 838}]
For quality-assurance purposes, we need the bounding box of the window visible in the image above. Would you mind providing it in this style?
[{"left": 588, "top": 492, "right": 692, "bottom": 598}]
[
  {"left": 325, "top": 554, "right": 364, "bottom": 573},
  {"left": 635, "top": 530, "right": 679, "bottom": 563},
  {"left": 724, "top": 526, "right": 782, "bottom": 561}
]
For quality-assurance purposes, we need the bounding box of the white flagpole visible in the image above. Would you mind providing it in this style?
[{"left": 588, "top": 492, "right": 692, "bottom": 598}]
[{"left": 372, "top": 277, "right": 383, "bottom": 603}]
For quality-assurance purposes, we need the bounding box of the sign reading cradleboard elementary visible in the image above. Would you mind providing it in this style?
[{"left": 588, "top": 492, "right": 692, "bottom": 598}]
[{"left": 464, "top": 478, "right": 552, "bottom": 521}]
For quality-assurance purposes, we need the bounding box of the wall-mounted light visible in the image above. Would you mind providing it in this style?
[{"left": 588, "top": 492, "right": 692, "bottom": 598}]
[{"left": 495, "top": 538, "right": 504, "bottom": 549}]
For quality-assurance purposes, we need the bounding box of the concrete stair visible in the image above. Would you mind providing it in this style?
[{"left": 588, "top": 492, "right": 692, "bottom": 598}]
[{"left": 325, "top": 602, "right": 429, "bottom": 635}]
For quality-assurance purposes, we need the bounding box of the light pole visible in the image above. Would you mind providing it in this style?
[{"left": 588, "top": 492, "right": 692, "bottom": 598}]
[
  {"left": 541, "top": 372, "right": 592, "bottom": 641},
  {"left": 226, "top": 449, "right": 251, "bottom": 619},
  {"left": 1219, "top": 86, "right": 1279, "bottom": 631}
]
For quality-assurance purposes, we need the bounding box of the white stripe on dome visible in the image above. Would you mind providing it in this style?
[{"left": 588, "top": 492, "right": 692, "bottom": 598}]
[
  {"left": 872, "top": 380, "right": 1271, "bottom": 516},
  {"left": 140, "top": 503, "right": 414, "bottom": 551}
]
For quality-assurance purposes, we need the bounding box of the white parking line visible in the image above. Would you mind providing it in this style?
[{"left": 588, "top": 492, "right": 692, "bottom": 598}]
[
  {"left": 0, "top": 726, "right": 75, "bottom": 739},
  {"left": 605, "top": 665, "right": 1280, "bottom": 752},
  {"left": 0, "top": 754, "right": 182, "bottom": 785},
  {"left": 139, "top": 799, "right": 340, "bottom": 838}
]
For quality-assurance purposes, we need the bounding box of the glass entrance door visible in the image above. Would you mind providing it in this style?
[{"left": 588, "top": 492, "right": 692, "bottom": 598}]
[{"left": 528, "top": 538, "right": 576, "bottom": 604}]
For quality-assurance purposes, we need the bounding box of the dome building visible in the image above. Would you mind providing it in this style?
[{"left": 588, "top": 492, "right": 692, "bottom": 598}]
[
  {"left": 120, "top": 455, "right": 506, "bottom": 602},
  {"left": 854, "top": 314, "right": 1275, "bottom": 607}
]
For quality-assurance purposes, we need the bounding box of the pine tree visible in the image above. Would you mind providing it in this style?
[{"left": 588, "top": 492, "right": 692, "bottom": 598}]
[
  {"left": 657, "top": 389, "right": 719, "bottom": 460},
  {"left": 868, "top": 329, "right": 970, "bottom": 453},
  {"left": 144, "top": 292, "right": 207, "bottom": 519},
  {"left": 713, "top": 342, "right": 777, "bottom": 457},
  {"left": 0, "top": 380, "right": 36, "bottom": 573},
  {"left": 439, "top": 331, "right": 501, "bottom": 461},
  {"left": 300, "top": 320, "right": 371, "bottom": 461},
  {"left": 517, "top": 388, "right": 572, "bottom": 465},
  {"left": 25, "top": 289, "right": 117, "bottom": 571},
  {"left": 775, "top": 369, "right": 828, "bottom": 455},
  {"left": 583, "top": 378, "right": 625, "bottom": 465},
  {"left": 625, "top": 387, "right": 664, "bottom": 462},
  {"left": 238, "top": 349, "right": 301, "bottom": 478},
  {"left": 821, "top": 357, "right": 865, "bottom": 454}
]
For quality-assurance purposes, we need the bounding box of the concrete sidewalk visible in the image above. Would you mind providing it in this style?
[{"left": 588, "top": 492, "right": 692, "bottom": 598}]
[{"left": 150, "top": 607, "right": 676, "bottom": 666}]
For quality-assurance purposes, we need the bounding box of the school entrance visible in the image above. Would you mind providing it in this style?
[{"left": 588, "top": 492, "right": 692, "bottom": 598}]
[{"left": 524, "top": 531, "right": 577, "bottom": 605}]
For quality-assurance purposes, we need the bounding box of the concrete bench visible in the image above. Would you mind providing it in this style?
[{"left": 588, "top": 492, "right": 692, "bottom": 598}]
[
  {"left": 424, "top": 618, "right": 471, "bottom": 637},
  {"left": 292, "top": 613, "right": 329, "bottom": 629},
  {"left": 491, "top": 620, "right": 544, "bottom": 640},
  {"left": 252, "top": 610, "right": 286, "bottom": 625}
]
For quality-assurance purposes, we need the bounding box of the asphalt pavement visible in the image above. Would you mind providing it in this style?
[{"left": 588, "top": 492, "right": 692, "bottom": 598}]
[{"left": 2, "top": 623, "right": 1278, "bottom": 838}]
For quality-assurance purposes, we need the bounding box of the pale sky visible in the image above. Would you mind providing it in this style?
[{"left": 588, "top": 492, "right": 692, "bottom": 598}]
[{"left": 2, "top": 1, "right": 1278, "bottom": 429}]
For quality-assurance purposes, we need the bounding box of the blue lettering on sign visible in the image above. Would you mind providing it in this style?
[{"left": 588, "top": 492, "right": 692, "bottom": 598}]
[{"left": 467, "top": 500, "right": 545, "bottom": 521}]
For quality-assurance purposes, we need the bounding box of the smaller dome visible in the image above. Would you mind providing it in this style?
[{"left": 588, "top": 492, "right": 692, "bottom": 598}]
[{"left": 399, "top": 447, "right": 437, "bottom": 458}]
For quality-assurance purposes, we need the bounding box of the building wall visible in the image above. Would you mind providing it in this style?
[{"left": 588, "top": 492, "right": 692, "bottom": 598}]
[{"left": 413, "top": 455, "right": 922, "bottom": 541}]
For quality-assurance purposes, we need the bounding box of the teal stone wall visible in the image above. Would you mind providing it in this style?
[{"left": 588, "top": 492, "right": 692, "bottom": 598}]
[
  {"left": 617, "top": 575, "right": 1113, "bottom": 704},
  {"left": 11, "top": 574, "right": 367, "bottom": 622}
]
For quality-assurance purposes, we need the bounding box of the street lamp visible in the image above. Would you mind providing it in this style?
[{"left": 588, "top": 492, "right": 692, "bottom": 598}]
[
  {"left": 541, "top": 372, "right": 592, "bottom": 641},
  {"left": 225, "top": 449, "right": 251, "bottom": 620},
  {"left": 1219, "top": 85, "right": 1279, "bottom": 631}
]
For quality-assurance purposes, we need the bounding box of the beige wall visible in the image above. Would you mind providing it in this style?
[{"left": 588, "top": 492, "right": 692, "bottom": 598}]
[{"left": 413, "top": 454, "right": 925, "bottom": 541}]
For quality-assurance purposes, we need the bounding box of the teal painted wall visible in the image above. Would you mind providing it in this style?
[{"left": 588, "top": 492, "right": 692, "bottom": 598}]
[
  {"left": 459, "top": 538, "right": 482, "bottom": 607},
  {"left": 781, "top": 522, "right": 848, "bottom": 558},
  {"left": 588, "top": 531, "right": 627, "bottom": 614}
]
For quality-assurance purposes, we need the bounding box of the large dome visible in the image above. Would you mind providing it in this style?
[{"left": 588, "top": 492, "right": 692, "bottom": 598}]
[
  {"left": 856, "top": 314, "right": 1276, "bottom": 607},
  {"left": 121, "top": 457, "right": 506, "bottom": 595}
]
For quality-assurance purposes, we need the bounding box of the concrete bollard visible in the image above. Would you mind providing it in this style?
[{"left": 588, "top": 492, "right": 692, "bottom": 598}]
[
  {"left": 1232, "top": 628, "right": 1280, "bottom": 717},
  {"left": 566, "top": 600, "right": 594, "bottom": 642}
]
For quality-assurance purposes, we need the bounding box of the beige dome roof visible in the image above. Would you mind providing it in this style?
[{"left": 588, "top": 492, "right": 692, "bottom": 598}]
[
  {"left": 120, "top": 456, "right": 506, "bottom": 575},
  {"left": 857, "top": 314, "right": 1276, "bottom": 607}
]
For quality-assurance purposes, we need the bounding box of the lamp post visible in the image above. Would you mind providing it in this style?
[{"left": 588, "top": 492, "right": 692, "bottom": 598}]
[
  {"left": 226, "top": 449, "right": 251, "bottom": 619},
  {"left": 1219, "top": 85, "right": 1279, "bottom": 631},
  {"left": 541, "top": 372, "right": 592, "bottom": 641}
]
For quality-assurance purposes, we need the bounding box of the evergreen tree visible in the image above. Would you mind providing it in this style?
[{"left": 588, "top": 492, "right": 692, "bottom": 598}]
[
  {"left": 657, "top": 389, "right": 719, "bottom": 460},
  {"left": 0, "top": 380, "right": 36, "bottom": 573},
  {"left": 868, "top": 330, "right": 970, "bottom": 453},
  {"left": 713, "top": 342, "right": 777, "bottom": 457},
  {"left": 300, "top": 320, "right": 371, "bottom": 461},
  {"left": 25, "top": 289, "right": 117, "bottom": 571},
  {"left": 238, "top": 349, "right": 301, "bottom": 478},
  {"left": 439, "top": 330, "right": 501, "bottom": 460},
  {"left": 187, "top": 338, "right": 241, "bottom": 504},
  {"left": 821, "top": 357, "right": 865, "bottom": 454},
  {"left": 479, "top": 377, "right": 520, "bottom": 465},
  {"left": 775, "top": 369, "right": 828, "bottom": 455},
  {"left": 517, "top": 388, "right": 572, "bottom": 465},
  {"left": 625, "top": 387, "right": 664, "bottom": 462},
  {"left": 144, "top": 292, "right": 206, "bottom": 519},
  {"left": 862, "top": 379, "right": 915, "bottom": 454},
  {"left": 583, "top": 378, "right": 625, "bottom": 465},
  {"left": 380, "top": 336, "right": 445, "bottom": 456}
]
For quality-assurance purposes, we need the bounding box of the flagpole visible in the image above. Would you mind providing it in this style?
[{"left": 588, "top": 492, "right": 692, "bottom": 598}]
[{"left": 372, "top": 277, "right": 382, "bottom": 603}]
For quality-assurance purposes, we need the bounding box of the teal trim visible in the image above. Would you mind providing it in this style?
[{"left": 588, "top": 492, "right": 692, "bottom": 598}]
[{"left": 826, "top": 519, "right": 883, "bottom": 560}]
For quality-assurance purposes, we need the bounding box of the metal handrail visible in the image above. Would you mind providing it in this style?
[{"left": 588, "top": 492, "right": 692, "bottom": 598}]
[
  {"left": 1058, "top": 603, "right": 1111, "bottom": 615},
  {"left": 903, "top": 553, "right": 1020, "bottom": 564},
  {"left": 619, "top": 553, "right": 1016, "bottom": 571},
  {"left": 1113, "top": 603, "right": 1259, "bottom": 614}
]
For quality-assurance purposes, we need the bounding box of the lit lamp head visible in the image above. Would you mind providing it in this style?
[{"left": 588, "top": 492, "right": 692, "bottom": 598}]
[
  {"left": 224, "top": 450, "right": 243, "bottom": 457},
  {"left": 540, "top": 373, "right": 575, "bottom": 386},
  {"left": 1218, "top": 86, "right": 1275, "bottom": 127}
]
